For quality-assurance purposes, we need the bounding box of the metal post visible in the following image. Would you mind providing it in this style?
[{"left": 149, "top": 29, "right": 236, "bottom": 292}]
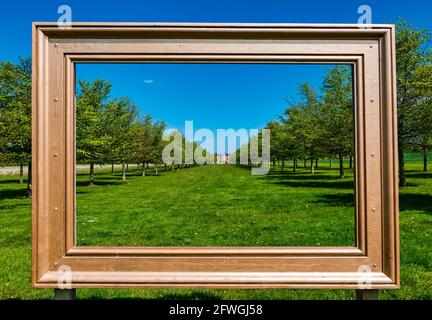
[
  {"left": 356, "top": 289, "right": 379, "bottom": 300},
  {"left": 53, "top": 289, "right": 76, "bottom": 300}
]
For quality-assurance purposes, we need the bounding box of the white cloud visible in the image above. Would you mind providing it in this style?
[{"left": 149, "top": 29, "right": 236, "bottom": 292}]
[{"left": 144, "top": 79, "right": 154, "bottom": 84}]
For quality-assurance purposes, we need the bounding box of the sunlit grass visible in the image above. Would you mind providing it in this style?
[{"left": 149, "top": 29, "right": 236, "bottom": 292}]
[
  {"left": 76, "top": 164, "right": 355, "bottom": 247},
  {"left": 0, "top": 161, "right": 431, "bottom": 299}
]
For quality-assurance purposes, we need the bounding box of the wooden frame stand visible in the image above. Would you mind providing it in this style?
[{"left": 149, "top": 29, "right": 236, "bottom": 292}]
[
  {"left": 356, "top": 289, "right": 379, "bottom": 300},
  {"left": 32, "top": 23, "right": 399, "bottom": 291},
  {"left": 53, "top": 289, "right": 76, "bottom": 300}
]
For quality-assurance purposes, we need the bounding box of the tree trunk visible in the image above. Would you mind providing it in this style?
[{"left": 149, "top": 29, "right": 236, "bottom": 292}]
[
  {"left": 349, "top": 155, "right": 353, "bottom": 169},
  {"left": 399, "top": 146, "right": 406, "bottom": 186},
  {"left": 304, "top": 159, "right": 307, "bottom": 168},
  {"left": 281, "top": 160, "right": 285, "bottom": 171},
  {"left": 172, "top": 164, "right": 175, "bottom": 171},
  {"left": 122, "top": 162, "right": 126, "bottom": 181},
  {"left": 310, "top": 159, "right": 314, "bottom": 174},
  {"left": 89, "top": 162, "right": 95, "bottom": 186},
  {"left": 155, "top": 163, "right": 158, "bottom": 175},
  {"left": 423, "top": 149, "right": 429, "bottom": 172},
  {"left": 273, "top": 159, "right": 276, "bottom": 168},
  {"left": 111, "top": 162, "right": 114, "bottom": 173},
  {"left": 339, "top": 153, "right": 345, "bottom": 178},
  {"left": 126, "top": 163, "right": 129, "bottom": 172},
  {"left": 329, "top": 158, "right": 332, "bottom": 168},
  {"left": 293, "top": 158, "right": 297, "bottom": 172},
  {"left": 142, "top": 162, "right": 146, "bottom": 176},
  {"left": 27, "top": 161, "right": 32, "bottom": 198},
  {"left": 19, "top": 163, "right": 24, "bottom": 184}
]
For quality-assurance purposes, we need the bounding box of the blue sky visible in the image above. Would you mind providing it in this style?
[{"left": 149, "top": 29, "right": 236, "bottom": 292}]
[
  {"left": 1, "top": 0, "right": 431, "bottom": 63},
  {"left": 76, "top": 63, "right": 336, "bottom": 140},
  {"left": 1, "top": 0, "right": 430, "bottom": 152}
]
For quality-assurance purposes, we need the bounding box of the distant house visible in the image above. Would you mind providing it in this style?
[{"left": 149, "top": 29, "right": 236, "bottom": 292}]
[{"left": 216, "top": 153, "right": 230, "bottom": 164}]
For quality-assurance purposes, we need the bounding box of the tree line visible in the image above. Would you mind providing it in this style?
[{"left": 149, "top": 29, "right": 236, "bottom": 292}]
[
  {"left": 237, "top": 20, "right": 432, "bottom": 183},
  {"left": 395, "top": 20, "right": 432, "bottom": 185},
  {"left": 75, "top": 79, "right": 166, "bottom": 186},
  {"left": 76, "top": 79, "right": 207, "bottom": 185},
  {"left": 0, "top": 71, "right": 205, "bottom": 194},
  {"left": 262, "top": 64, "right": 354, "bottom": 178},
  {"left": 0, "top": 57, "right": 32, "bottom": 194}
]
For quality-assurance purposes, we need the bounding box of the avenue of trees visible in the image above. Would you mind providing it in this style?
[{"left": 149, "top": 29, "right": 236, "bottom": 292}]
[
  {"left": 237, "top": 20, "right": 432, "bottom": 183},
  {"left": 0, "top": 57, "right": 32, "bottom": 194},
  {"left": 75, "top": 79, "right": 169, "bottom": 185},
  {"left": 0, "top": 20, "right": 431, "bottom": 196},
  {"left": 261, "top": 65, "right": 354, "bottom": 178},
  {"left": 0, "top": 72, "right": 204, "bottom": 192},
  {"left": 395, "top": 20, "right": 432, "bottom": 186},
  {"left": 75, "top": 79, "right": 206, "bottom": 185}
]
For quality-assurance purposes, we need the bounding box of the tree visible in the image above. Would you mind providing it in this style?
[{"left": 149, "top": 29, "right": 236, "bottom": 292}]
[
  {"left": 103, "top": 97, "right": 138, "bottom": 181},
  {"left": 266, "top": 121, "right": 283, "bottom": 168},
  {"left": 320, "top": 65, "right": 354, "bottom": 178},
  {"left": 395, "top": 19, "right": 432, "bottom": 185},
  {"left": 148, "top": 121, "right": 166, "bottom": 175},
  {"left": 267, "top": 118, "right": 299, "bottom": 172},
  {"left": 133, "top": 115, "right": 155, "bottom": 176},
  {"left": 0, "top": 57, "right": 32, "bottom": 196},
  {"left": 413, "top": 134, "right": 432, "bottom": 172},
  {"left": 76, "top": 80, "right": 111, "bottom": 186},
  {"left": 411, "top": 62, "right": 432, "bottom": 172},
  {"left": 133, "top": 116, "right": 168, "bottom": 176},
  {"left": 282, "top": 83, "right": 323, "bottom": 174}
]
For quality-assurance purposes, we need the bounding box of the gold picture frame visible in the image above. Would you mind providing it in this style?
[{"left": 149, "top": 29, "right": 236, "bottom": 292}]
[{"left": 32, "top": 23, "right": 399, "bottom": 289}]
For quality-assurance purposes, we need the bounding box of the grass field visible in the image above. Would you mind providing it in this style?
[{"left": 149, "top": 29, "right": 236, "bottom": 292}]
[
  {"left": 76, "top": 164, "right": 355, "bottom": 247},
  {"left": 0, "top": 160, "right": 431, "bottom": 299}
]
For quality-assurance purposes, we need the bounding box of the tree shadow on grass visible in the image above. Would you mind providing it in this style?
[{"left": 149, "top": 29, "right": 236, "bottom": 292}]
[
  {"left": 236, "top": 165, "right": 354, "bottom": 189},
  {"left": 142, "top": 172, "right": 163, "bottom": 177},
  {"left": 0, "top": 178, "right": 25, "bottom": 185},
  {"left": 266, "top": 170, "right": 353, "bottom": 181},
  {"left": 309, "top": 192, "right": 432, "bottom": 216},
  {"left": 0, "top": 202, "right": 31, "bottom": 210},
  {"left": 263, "top": 177, "right": 354, "bottom": 190},
  {"left": 400, "top": 193, "right": 432, "bottom": 215},
  {"left": 77, "top": 171, "right": 154, "bottom": 181},
  {"left": 405, "top": 172, "right": 432, "bottom": 180},
  {"left": 312, "top": 193, "right": 355, "bottom": 207},
  {"left": 0, "top": 188, "right": 30, "bottom": 200},
  {"left": 230, "top": 164, "right": 355, "bottom": 189},
  {"left": 76, "top": 180, "right": 126, "bottom": 188}
]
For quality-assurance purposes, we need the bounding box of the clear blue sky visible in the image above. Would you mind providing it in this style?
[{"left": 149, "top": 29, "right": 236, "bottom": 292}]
[
  {"left": 76, "top": 63, "right": 336, "bottom": 139},
  {"left": 1, "top": 0, "right": 431, "bottom": 62},
  {"left": 1, "top": 0, "right": 430, "bottom": 152}
]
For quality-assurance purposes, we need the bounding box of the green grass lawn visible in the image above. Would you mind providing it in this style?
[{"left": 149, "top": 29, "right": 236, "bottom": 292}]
[
  {"left": 0, "top": 161, "right": 431, "bottom": 299},
  {"left": 76, "top": 164, "right": 355, "bottom": 247}
]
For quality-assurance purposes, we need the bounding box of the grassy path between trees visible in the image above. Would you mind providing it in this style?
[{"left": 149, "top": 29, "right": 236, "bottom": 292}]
[
  {"left": 76, "top": 164, "right": 355, "bottom": 247},
  {"left": 0, "top": 163, "right": 431, "bottom": 299}
]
